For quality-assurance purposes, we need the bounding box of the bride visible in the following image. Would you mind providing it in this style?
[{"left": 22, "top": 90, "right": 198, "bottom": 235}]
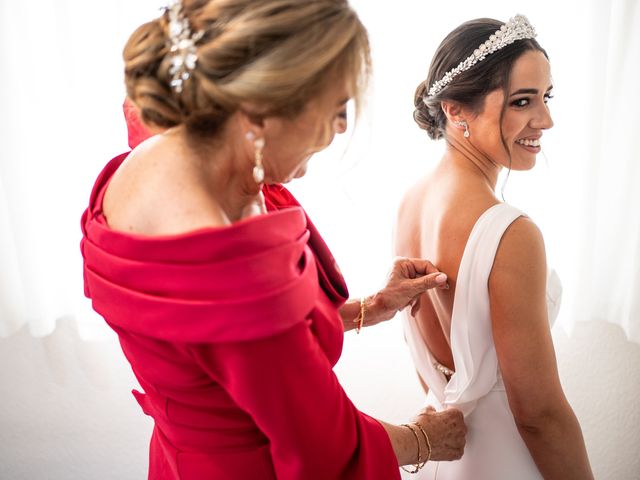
[{"left": 395, "top": 15, "right": 593, "bottom": 479}]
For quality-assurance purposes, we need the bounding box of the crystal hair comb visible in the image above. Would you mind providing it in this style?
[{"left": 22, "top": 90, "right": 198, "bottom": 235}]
[{"left": 166, "top": 0, "right": 204, "bottom": 94}]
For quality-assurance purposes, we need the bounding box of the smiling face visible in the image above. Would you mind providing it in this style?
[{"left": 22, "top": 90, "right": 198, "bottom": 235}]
[
  {"left": 466, "top": 49, "right": 554, "bottom": 170},
  {"left": 259, "top": 74, "right": 351, "bottom": 184}
]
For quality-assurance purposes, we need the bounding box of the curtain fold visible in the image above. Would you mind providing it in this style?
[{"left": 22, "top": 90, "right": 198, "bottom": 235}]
[
  {"left": 559, "top": 0, "right": 640, "bottom": 344},
  {"left": 0, "top": 0, "right": 158, "bottom": 339}
]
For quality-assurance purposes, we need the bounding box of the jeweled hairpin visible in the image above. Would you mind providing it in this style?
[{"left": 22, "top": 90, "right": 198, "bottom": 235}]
[
  {"left": 165, "top": 0, "right": 203, "bottom": 94},
  {"left": 426, "top": 14, "right": 537, "bottom": 99}
]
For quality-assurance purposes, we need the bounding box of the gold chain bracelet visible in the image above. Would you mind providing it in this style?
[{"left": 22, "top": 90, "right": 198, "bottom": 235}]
[
  {"left": 414, "top": 422, "right": 432, "bottom": 467},
  {"left": 400, "top": 423, "right": 422, "bottom": 474},
  {"left": 354, "top": 296, "right": 366, "bottom": 334},
  {"left": 400, "top": 422, "right": 431, "bottom": 474}
]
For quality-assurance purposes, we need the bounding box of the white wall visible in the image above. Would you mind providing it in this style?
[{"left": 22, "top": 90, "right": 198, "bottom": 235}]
[
  {"left": 1, "top": 318, "right": 638, "bottom": 479},
  {"left": 550, "top": 323, "right": 640, "bottom": 480},
  {"left": 0, "top": 319, "right": 152, "bottom": 480}
]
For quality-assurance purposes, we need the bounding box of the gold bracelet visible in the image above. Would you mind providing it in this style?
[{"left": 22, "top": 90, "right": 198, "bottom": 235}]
[
  {"left": 354, "top": 296, "right": 366, "bottom": 334},
  {"left": 400, "top": 423, "right": 422, "bottom": 474},
  {"left": 413, "top": 422, "right": 432, "bottom": 467}
]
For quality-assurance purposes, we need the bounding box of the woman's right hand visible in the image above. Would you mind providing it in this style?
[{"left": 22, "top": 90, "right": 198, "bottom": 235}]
[{"left": 416, "top": 406, "right": 466, "bottom": 461}]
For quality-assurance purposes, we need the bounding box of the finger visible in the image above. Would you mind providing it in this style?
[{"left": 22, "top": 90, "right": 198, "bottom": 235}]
[
  {"left": 409, "top": 272, "right": 448, "bottom": 294},
  {"left": 416, "top": 405, "right": 437, "bottom": 418},
  {"left": 405, "top": 258, "right": 441, "bottom": 276}
]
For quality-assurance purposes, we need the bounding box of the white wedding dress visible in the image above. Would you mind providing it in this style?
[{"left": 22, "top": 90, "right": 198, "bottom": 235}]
[{"left": 402, "top": 203, "right": 562, "bottom": 480}]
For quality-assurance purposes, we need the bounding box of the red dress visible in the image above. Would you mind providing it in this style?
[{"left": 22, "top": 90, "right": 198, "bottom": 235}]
[{"left": 78, "top": 105, "right": 399, "bottom": 479}]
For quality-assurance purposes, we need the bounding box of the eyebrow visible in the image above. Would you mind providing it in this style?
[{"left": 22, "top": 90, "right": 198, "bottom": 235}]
[
  {"left": 509, "top": 86, "right": 554, "bottom": 97},
  {"left": 337, "top": 97, "right": 349, "bottom": 106}
]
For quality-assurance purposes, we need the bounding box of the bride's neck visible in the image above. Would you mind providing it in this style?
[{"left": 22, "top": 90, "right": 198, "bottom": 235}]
[{"left": 443, "top": 139, "right": 501, "bottom": 191}]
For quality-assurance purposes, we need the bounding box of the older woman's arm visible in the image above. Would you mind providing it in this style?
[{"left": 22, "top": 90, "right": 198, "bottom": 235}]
[{"left": 341, "top": 258, "right": 448, "bottom": 331}]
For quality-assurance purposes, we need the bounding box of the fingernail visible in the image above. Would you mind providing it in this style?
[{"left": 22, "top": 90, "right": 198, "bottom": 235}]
[{"left": 436, "top": 273, "right": 447, "bottom": 284}]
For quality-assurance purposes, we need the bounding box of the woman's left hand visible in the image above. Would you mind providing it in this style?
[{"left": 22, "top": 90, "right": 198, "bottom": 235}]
[{"left": 366, "top": 257, "right": 448, "bottom": 326}]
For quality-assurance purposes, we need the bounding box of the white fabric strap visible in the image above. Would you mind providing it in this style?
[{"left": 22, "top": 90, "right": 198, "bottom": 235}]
[{"left": 443, "top": 203, "right": 524, "bottom": 415}]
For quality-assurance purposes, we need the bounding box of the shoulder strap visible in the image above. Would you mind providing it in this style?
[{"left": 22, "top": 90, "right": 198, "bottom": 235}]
[{"left": 444, "top": 203, "right": 524, "bottom": 415}]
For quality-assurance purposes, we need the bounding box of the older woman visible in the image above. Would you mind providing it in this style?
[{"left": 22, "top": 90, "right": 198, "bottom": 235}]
[
  {"left": 395, "top": 15, "right": 593, "bottom": 480},
  {"left": 81, "top": 1, "right": 465, "bottom": 479}
]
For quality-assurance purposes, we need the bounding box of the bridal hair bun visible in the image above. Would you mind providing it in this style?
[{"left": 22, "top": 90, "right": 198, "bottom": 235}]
[{"left": 413, "top": 80, "right": 445, "bottom": 140}]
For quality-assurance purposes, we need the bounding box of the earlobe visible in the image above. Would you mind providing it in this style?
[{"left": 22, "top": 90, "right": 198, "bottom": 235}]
[
  {"left": 334, "top": 116, "right": 347, "bottom": 135},
  {"left": 441, "top": 101, "right": 471, "bottom": 137},
  {"left": 239, "top": 107, "right": 266, "bottom": 140}
]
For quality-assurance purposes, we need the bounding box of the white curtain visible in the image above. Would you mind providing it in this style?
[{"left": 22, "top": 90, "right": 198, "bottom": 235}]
[
  {"left": 561, "top": 0, "right": 640, "bottom": 343},
  {"left": 1, "top": 0, "right": 638, "bottom": 343},
  {"left": 0, "top": 0, "right": 160, "bottom": 338}
]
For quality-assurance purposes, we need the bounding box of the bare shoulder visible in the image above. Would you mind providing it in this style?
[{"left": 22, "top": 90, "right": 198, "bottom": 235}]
[
  {"left": 492, "top": 215, "right": 546, "bottom": 276},
  {"left": 104, "top": 138, "right": 227, "bottom": 236},
  {"left": 489, "top": 215, "right": 548, "bottom": 326}
]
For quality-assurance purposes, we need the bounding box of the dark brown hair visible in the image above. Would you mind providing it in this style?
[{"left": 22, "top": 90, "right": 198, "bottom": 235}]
[{"left": 414, "top": 18, "right": 547, "bottom": 140}]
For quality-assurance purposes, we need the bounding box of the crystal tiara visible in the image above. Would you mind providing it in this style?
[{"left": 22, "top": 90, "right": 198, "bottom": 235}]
[{"left": 426, "top": 14, "right": 537, "bottom": 98}]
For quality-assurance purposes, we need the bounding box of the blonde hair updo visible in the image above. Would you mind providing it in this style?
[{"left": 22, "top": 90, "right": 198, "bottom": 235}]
[{"left": 123, "top": 0, "right": 370, "bottom": 137}]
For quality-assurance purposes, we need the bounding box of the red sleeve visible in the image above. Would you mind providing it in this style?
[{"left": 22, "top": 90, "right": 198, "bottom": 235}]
[{"left": 189, "top": 322, "right": 400, "bottom": 480}]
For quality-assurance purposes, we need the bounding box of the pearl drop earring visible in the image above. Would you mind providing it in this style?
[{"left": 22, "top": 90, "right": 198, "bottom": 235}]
[
  {"left": 250, "top": 134, "right": 265, "bottom": 184},
  {"left": 245, "top": 132, "right": 265, "bottom": 183}
]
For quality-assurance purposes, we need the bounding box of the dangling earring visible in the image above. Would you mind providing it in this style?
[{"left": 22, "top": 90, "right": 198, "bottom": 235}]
[
  {"left": 246, "top": 132, "right": 265, "bottom": 184},
  {"left": 455, "top": 120, "right": 470, "bottom": 138},
  {"left": 252, "top": 138, "right": 265, "bottom": 184}
]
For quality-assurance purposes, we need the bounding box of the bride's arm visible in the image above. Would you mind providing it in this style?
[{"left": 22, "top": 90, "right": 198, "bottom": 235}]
[{"left": 489, "top": 217, "right": 593, "bottom": 480}]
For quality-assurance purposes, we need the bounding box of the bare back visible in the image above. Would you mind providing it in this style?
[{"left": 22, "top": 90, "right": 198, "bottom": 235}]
[{"left": 394, "top": 160, "right": 498, "bottom": 376}]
